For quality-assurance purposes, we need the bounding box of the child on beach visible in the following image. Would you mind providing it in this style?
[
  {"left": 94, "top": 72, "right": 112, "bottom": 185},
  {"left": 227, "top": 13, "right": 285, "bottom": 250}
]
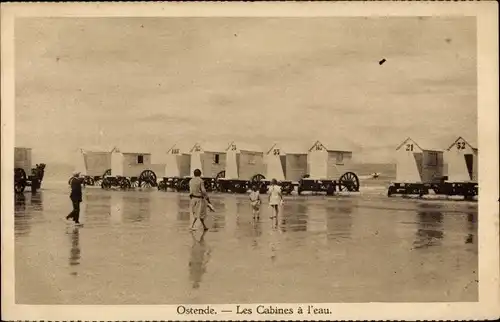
[
  {"left": 249, "top": 185, "right": 262, "bottom": 219},
  {"left": 268, "top": 179, "right": 283, "bottom": 219}
]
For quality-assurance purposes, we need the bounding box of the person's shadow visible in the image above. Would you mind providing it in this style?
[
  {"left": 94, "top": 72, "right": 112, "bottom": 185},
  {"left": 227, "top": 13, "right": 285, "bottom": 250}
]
[
  {"left": 189, "top": 230, "right": 211, "bottom": 289},
  {"left": 68, "top": 227, "right": 81, "bottom": 276}
]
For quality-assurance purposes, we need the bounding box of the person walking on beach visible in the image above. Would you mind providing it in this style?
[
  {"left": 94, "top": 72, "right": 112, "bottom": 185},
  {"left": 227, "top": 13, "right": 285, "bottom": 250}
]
[
  {"left": 268, "top": 179, "right": 283, "bottom": 219},
  {"left": 189, "top": 169, "right": 209, "bottom": 231},
  {"left": 66, "top": 172, "right": 84, "bottom": 225},
  {"left": 249, "top": 185, "right": 262, "bottom": 220}
]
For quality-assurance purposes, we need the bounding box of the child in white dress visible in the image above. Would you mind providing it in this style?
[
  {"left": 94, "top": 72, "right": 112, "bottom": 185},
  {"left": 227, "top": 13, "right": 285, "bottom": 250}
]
[
  {"left": 268, "top": 179, "right": 283, "bottom": 219},
  {"left": 249, "top": 185, "right": 262, "bottom": 219}
]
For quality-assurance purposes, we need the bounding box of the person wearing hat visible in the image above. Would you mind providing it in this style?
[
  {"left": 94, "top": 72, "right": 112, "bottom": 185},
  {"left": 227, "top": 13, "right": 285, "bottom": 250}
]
[{"left": 66, "top": 171, "right": 84, "bottom": 224}]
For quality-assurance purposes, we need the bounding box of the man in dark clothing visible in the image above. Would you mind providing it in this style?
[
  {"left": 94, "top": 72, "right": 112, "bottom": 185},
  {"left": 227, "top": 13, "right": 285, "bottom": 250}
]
[{"left": 66, "top": 172, "right": 84, "bottom": 224}]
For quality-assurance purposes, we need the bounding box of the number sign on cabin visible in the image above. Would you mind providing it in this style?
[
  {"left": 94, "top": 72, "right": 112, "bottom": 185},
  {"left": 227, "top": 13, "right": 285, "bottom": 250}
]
[
  {"left": 230, "top": 144, "right": 237, "bottom": 151},
  {"left": 314, "top": 142, "right": 324, "bottom": 151},
  {"left": 273, "top": 148, "right": 280, "bottom": 155},
  {"left": 456, "top": 141, "right": 466, "bottom": 150},
  {"left": 193, "top": 144, "right": 201, "bottom": 152},
  {"left": 172, "top": 148, "right": 180, "bottom": 155},
  {"left": 405, "top": 144, "right": 414, "bottom": 152}
]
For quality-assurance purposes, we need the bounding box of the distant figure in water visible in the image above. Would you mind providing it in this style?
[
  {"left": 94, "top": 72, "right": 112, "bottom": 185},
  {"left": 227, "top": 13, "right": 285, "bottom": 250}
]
[
  {"left": 268, "top": 179, "right": 283, "bottom": 219},
  {"left": 189, "top": 169, "right": 209, "bottom": 231},
  {"left": 249, "top": 185, "right": 262, "bottom": 219},
  {"left": 66, "top": 172, "right": 84, "bottom": 224}
]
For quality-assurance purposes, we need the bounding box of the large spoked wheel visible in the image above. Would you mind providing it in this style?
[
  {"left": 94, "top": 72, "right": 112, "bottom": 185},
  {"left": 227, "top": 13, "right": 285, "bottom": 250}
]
[
  {"left": 251, "top": 174, "right": 265, "bottom": 182},
  {"left": 251, "top": 173, "right": 265, "bottom": 190},
  {"left": 139, "top": 170, "right": 157, "bottom": 188},
  {"left": 101, "top": 178, "right": 112, "bottom": 190},
  {"left": 84, "top": 176, "right": 95, "bottom": 186},
  {"left": 158, "top": 180, "right": 167, "bottom": 191},
  {"left": 215, "top": 170, "right": 226, "bottom": 192},
  {"left": 339, "top": 172, "right": 360, "bottom": 192},
  {"left": 120, "top": 178, "right": 132, "bottom": 190},
  {"left": 178, "top": 178, "right": 190, "bottom": 192},
  {"left": 14, "top": 168, "right": 27, "bottom": 193}
]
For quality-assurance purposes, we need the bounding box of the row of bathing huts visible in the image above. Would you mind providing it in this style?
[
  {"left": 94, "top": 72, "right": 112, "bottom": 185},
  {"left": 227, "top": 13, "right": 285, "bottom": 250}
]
[{"left": 69, "top": 136, "right": 478, "bottom": 199}]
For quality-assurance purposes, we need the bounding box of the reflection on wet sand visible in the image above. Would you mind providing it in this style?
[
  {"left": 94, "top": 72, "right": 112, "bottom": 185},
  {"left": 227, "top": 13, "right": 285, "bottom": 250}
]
[
  {"left": 110, "top": 193, "right": 123, "bottom": 223},
  {"left": 30, "top": 192, "right": 43, "bottom": 211},
  {"left": 189, "top": 231, "right": 211, "bottom": 289},
  {"left": 251, "top": 219, "right": 263, "bottom": 249},
  {"left": 15, "top": 193, "right": 26, "bottom": 213},
  {"left": 176, "top": 194, "right": 191, "bottom": 222},
  {"left": 465, "top": 212, "right": 475, "bottom": 244},
  {"left": 14, "top": 193, "right": 35, "bottom": 237},
  {"left": 125, "top": 195, "right": 151, "bottom": 223},
  {"left": 412, "top": 204, "right": 444, "bottom": 249},
  {"left": 279, "top": 203, "right": 308, "bottom": 233},
  {"left": 14, "top": 187, "right": 479, "bottom": 304},
  {"left": 209, "top": 197, "right": 226, "bottom": 231},
  {"left": 108, "top": 193, "right": 152, "bottom": 223},
  {"left": 68, "top": 227, "right": 81, "bottom": 276},
  {"left": 325, "top": 200, "right": 354, "bottom": 241}
]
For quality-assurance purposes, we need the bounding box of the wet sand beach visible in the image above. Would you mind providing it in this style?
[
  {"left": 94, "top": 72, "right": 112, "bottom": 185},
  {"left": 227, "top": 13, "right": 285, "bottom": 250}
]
[{"left": 15, "top": 185, "right": 478, "bottom": 304}]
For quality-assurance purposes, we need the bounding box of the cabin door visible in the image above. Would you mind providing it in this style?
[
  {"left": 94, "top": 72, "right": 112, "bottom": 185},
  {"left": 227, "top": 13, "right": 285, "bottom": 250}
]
[
  {"left": 464, "top": 154, "right": 474, "bottom": 180},
  {"left": 309, "top": 151, "right": 327, "bottom": 179}
]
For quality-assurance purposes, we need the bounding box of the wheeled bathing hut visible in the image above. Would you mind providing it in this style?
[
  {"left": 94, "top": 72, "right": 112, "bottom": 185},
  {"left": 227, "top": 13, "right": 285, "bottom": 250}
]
[
  {"left": 259, "top": 142, "right": 310, "bottom": 194},
  {"left": 158, "top": 141, "right": 227, "bottom": 192},
  {"left": 14, "top": 147, "right": 46, "bottom": 193},
  {"left": 77, "top": 146, "right": 113, "bottom": 186},
  {"left": 217, "top": 141, "right": 267, "bottom": 193},
  {"left": 387, "top": 136, "right": 478, "bottom": 199},
  {"left": 100, "top": 146, "right": 163, "bottom": 189},
  {"left": 298, "top": 140, "right": 360, "bottom": 195}
]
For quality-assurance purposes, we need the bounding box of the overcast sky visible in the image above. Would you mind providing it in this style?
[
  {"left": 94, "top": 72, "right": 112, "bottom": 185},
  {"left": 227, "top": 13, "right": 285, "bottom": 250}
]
[{"left": 15, "top": 17, "right": 477, "bottom": 164}]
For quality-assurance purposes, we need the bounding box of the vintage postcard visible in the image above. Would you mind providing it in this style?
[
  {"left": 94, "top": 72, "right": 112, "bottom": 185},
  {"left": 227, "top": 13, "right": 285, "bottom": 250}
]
[{"left": 1, "top": 1, "right": 498, "bottom": 321}]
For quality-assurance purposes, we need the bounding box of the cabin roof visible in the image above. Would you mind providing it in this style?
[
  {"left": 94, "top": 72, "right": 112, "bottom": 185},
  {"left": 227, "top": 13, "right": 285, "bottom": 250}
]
[
  {"left": 447, "top": 136, "right": 478, "bottom": 150},
  {"left": 395, "top": 137, "right": 445, "bottom": 152},
  {"left": 227, "top": 141, "right": 265, "bottom": 153},
  {"left": 310, "top": 138, "right": 356, "bottom": 152},
  {"left": 167, "top": 141, "right": 192, "bottom": 153},
  {"left": 267, "top": 142, "right": 310, "bottom": 154},
  {"left": 79, "top": 145, "right": 116, "bottom": 153},
  {"left": 113, "top": 145, "right": 151, "bottom": 155},
  {"left": 191, "top": 141, "right": 228, "bottom": 153}
]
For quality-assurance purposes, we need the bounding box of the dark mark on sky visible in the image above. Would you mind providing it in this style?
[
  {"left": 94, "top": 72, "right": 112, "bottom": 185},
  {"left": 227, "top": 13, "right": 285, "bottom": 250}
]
[
  {"left": 379, "top": 58, "right": 386, "bottom": 65},
  {"left": 445, "top": 38, "right": 452, "bottom": 43}
]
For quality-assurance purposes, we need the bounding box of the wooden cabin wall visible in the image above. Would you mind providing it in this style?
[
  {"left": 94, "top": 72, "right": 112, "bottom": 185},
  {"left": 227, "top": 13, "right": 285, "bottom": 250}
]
[
  {"left": 148, "top": 164, "right": 166, "bottom": 178},
  {"left": 14, "top": 148, "right": 32, "bottom": 172},
  {"left": 308, "top": 150, "right": 328, "bottom": 179},
  {"left": 446, "top": 143, "right": 478, "bottom": 182},
  {"left": 395, "top": 150, "right": 423, "bottom": 183},
  {"left": 421, "top": 151, "right": 444, "bottom": 183},
  {"left": 285, "top": 154, "right": 308, "bottom": 181},
  {"left": 238, "top": 151, "right": 265, "bottom": 180},
  {"left": 326, "top": 151, "right": 352, "bottom": 179},
  {"left": 177, "top": 154, "right": 191, "bottom": 177},
  {"left": 123, "top": 153, "right": 151, "bottom": 166},
  {"left": 84, "top": 152, "right": 112, "bottom": 176},
  {"left": 263, "top": 154, "right": 285, "bottom": 181},
  {"left": 472, "top": 151, "right": 478, "bottom": 181},
  {"left": 123, "top": 153, "right": 152, "bottom": 177},
  {"left": 201, "top": 152, "right": 226, "bottom": 178}
]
